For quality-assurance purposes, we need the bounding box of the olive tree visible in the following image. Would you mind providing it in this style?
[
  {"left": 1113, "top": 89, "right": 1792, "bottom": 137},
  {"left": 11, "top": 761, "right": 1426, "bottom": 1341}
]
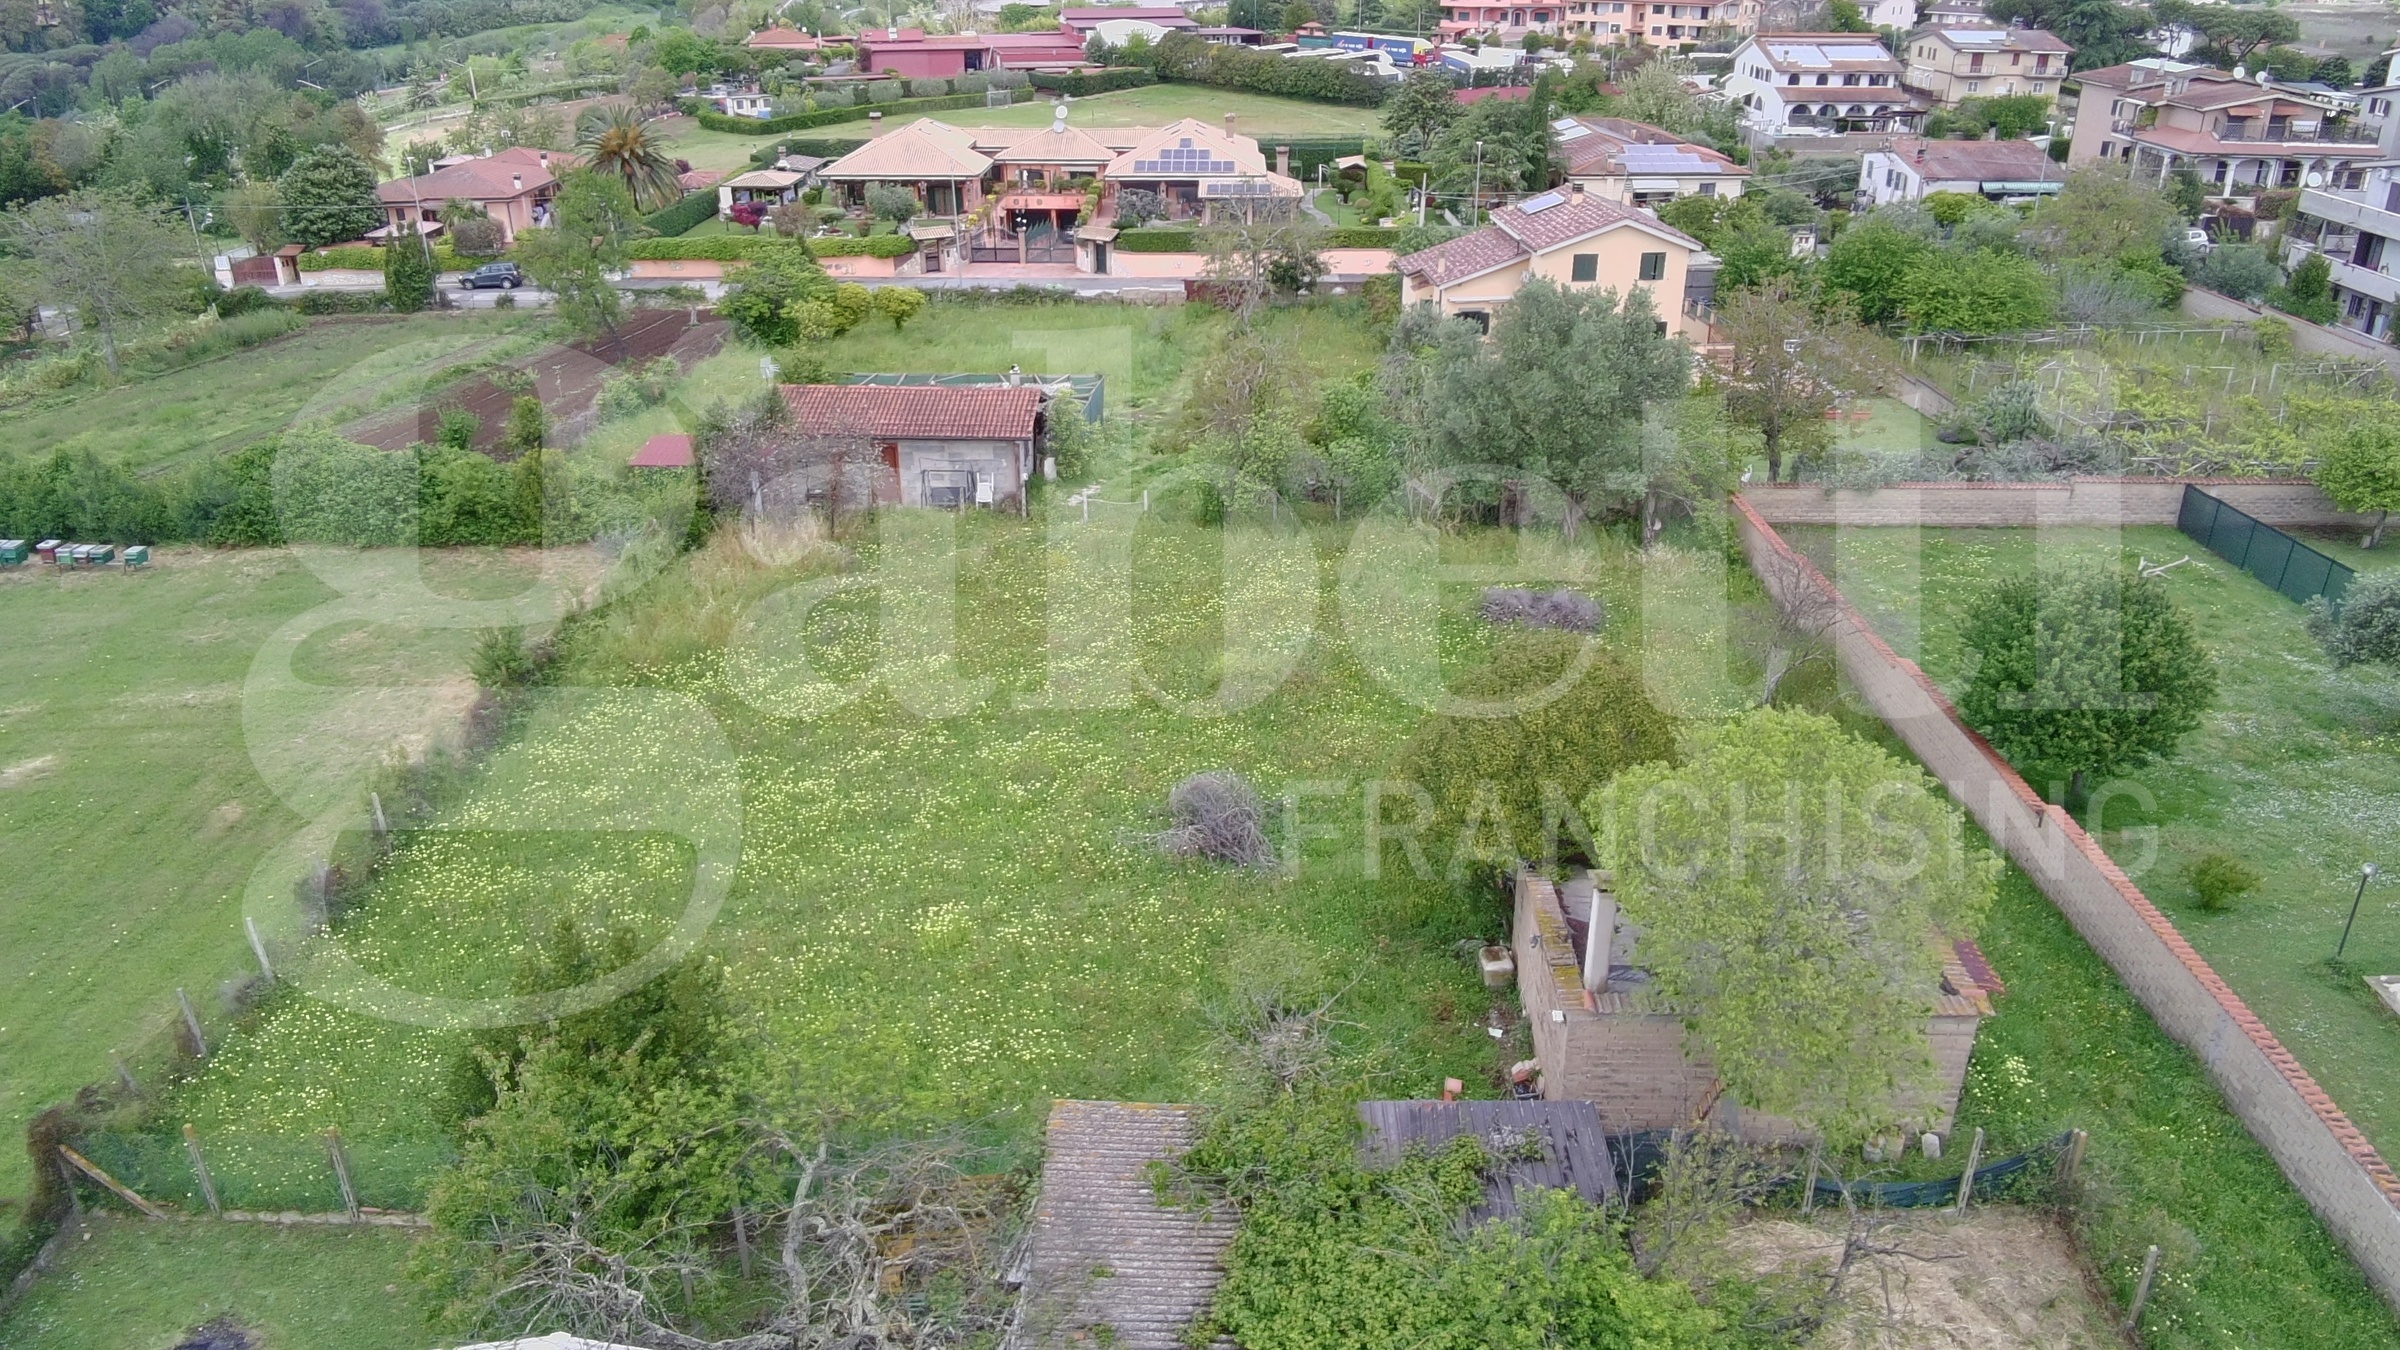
[{"left": 1600, "top": 709, "right": 1998, "bottom": 1142}]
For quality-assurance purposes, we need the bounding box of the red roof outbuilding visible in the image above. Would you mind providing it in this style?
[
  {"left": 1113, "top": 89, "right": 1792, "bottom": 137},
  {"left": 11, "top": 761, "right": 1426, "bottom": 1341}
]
[
  {"left": 777, "top": 384, "right": 1044, "bottom": 440},
  {"left": 630, "top": 433, "right": 695, "bottom": 468}
]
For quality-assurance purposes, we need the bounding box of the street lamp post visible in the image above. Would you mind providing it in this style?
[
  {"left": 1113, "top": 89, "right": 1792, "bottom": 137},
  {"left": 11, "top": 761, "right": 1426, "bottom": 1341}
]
[{"left": 2336, "top": 863, "right": 2379, "bottom": 960}]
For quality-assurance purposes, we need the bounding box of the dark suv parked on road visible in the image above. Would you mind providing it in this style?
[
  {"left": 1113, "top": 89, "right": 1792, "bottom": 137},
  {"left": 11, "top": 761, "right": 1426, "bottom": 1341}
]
[{"left": 459, "top": 261, "right": 525, "bottom": 290}]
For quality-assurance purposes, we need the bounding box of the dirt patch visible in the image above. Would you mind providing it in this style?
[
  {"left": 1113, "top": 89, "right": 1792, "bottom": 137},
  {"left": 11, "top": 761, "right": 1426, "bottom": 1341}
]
[
  {"left": 202, "top": 800, "right": 247, "bottom": 838},
  {"left": 0, "top": 754, "right": 58, "bottom": 789},
  {"left": 346, "top": 310, "right": 728, "bottom": 454},
  {"left": 1721, "top": 1209, "right": 2122, "bottom": 1349}
]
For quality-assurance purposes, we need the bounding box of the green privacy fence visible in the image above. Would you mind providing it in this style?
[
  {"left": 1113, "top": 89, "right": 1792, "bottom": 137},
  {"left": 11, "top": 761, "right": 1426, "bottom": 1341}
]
[
  {"left": 2176, "top": 484, "right": 2356, "bottom": 606},
  {"left": 76, "top": 1129, "right": 456, "bottom": 1215}
]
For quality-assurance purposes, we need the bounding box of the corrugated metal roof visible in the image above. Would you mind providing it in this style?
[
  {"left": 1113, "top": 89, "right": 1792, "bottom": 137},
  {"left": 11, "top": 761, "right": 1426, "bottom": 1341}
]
[
  {"left": 1356, "top": 1099, "right": 1620, "bottom": 1218},
  {"left": 1016, "top": 1101, "right": 1237, "bottom": 1350}
]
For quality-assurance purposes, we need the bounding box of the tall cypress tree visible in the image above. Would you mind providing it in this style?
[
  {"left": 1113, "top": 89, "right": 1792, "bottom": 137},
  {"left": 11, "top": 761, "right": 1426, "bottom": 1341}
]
[{"left": 384, "top": 236, "right": 435, "bottom": 313}]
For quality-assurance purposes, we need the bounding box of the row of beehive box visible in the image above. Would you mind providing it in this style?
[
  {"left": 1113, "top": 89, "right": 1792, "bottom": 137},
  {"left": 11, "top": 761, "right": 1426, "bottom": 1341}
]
[{"left": 1, "top": 540, "right": 149, "bottom": 567}]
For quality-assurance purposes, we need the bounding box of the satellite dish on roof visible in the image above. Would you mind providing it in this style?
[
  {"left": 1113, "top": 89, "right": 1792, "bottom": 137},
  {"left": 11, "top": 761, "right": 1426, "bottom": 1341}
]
[{"left": 2307, "top": 171, "right": 2325, "bottom": 186}]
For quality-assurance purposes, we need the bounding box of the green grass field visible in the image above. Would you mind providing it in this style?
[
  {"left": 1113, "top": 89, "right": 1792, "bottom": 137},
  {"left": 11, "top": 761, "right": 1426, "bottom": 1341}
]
[
  {"left": 1800, "top": 525, "right": 2400, "bottom": 1168},
  {"left": 5, "top": 313, "right": 548, "bottom": 475},
  {"left": 0, "top": 548, "right": 602, "bottom": 1228},
  {"left": 660, "top": 85, "right": 1384, "bottom": 172},
  {"left": 0, "top": 1217, "right": 432, "bottom": 1350}
]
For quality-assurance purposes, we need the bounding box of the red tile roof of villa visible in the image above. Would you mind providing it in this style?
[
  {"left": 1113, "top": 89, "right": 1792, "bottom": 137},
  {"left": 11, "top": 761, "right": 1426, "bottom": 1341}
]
[
  {"left": 1394, "top": 191, "right": 1701, "bottom": 285},
  {"left": 779, "top": 384, "right": 1044, "bottom": 439},
  {"left": 376, "top": 147, "right": 581, "bottom": 206}
]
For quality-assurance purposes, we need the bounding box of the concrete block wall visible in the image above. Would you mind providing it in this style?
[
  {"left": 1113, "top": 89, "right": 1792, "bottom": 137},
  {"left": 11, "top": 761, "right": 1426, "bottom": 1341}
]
[
  {"left": 2181, "top": 286, "right": 2400, "bottom": 376},
  {"left": 1730, "top": 493, "right": 2400, "bottom": 1317},
  {"left": 1742, "top": 478, "right": 2377, "bottom": 530}
]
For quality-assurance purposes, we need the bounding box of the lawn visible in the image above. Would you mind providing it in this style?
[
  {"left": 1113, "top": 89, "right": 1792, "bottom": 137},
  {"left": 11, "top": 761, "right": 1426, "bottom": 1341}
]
[
  {"left": 0, "top": 548, "right": 603, "bottom": 1233},
  {"left": 4, "top": 312, "right": 548, "bottom": 476},
  {"left": 1792, "top": 525, "right": 2400, "bottom": 1168},
  {"left": 659, "top": 85, "right": 1384, "bottom": 172},
  {"left": 0, "top": 1217, "right": 433, "bottom": 1350}
]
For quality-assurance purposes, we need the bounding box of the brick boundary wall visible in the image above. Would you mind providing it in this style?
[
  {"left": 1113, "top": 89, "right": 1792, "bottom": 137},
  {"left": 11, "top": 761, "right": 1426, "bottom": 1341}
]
[
  {"left": 1743, "top": 477, "right": 2379, "bottom": 531},
  {"left": 1729, "top": 493, "right": 2400, "bottom": 1317}
]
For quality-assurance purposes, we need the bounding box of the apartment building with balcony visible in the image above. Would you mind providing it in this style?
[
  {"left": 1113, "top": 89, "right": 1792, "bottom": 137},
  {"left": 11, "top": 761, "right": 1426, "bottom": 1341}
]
[
  {"left": 1901, "top": 25, "right": 2072, "bottom": 107},
  {"left": 2284, "top": 163, "right": 2400, "bottom": 342},
  {"left": 1724, "top": 33, "right": 1925, "bottom": 135},
  {"left": 2066, "top": 58, "right": 2375, "bottom": 199},
  {"left": 1557, "top": 0, "right": 1755, "bottom": 45}
]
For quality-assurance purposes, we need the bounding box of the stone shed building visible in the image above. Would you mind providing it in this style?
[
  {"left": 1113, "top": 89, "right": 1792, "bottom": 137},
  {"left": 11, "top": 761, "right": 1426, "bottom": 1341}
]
[
  {"left": 778, "top": 383, "right": 1045, "bottom": 510},
  {"left": 1512, "top": 869, "right": 1996, "bottom": 1142}
]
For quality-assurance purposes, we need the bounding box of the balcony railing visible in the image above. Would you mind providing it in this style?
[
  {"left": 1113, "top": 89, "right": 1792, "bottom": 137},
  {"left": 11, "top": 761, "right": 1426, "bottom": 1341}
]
[{"left": 2202, "top": 123, "right": 2379, "bottom": 146}]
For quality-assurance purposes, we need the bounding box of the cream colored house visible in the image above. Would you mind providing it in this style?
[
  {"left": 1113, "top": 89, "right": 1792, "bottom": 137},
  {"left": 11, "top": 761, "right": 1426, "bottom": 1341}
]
[
  {"left": 1554, "top": 116, "right": 1749, "bottom": 205},
  {"left": 1393, "top": 189, "right": 1704, "bottom": 337},
  {"left": 1901, "top": 25, "right": 2073, "bottom": 107}
]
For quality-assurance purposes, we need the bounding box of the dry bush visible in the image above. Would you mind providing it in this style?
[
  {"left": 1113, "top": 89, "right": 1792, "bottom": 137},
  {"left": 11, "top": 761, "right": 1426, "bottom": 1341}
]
[
  {"left": 1154, "top": 770, "right": 1279, "bottom": 869},
  {"left": 1479, "top": 586, "right": 1604, "bottom": 633}
]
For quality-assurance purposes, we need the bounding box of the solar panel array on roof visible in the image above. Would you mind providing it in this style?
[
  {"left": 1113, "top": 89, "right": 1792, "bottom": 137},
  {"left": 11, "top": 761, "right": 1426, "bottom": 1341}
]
[
  {"left": 1618, "top": 143, "right": 1712, "bottom": 172},
  {"left": 1556, "top": 123, "right": 1593, "bottom": 141},
  {"left": 1131, "top": 137, "right": 1238, "bottom": 175},
  {"left": 1943, "top": 27, "right": 2006, "bottom": 43},
  {"left": 1519, "top": 190, "right": 1566, "bottom": 213},
  {"left": 1767, "top": 41, "right": 1830, "bottom": 66}
]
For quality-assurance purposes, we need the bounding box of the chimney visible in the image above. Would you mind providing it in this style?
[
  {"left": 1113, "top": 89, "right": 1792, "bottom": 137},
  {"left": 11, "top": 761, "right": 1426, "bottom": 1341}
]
[
  {"left": 1224, "top": 112, "right": 1237, "bottom": 138},
  {"left": 512, "top": 172, "right": 523, "bottom": 189},
  {"left": 888, "top": 24, "right": 899, "bottom": 38},
  {"left": 537, "top": 150, "right": 548, "bottom": 166},
  {"left": 870, "top": 110, "right": 885, "bottom": 135},
  {"left": 1914, "top": 142, "right": 1925, "bottom": 163},
  {"left": 1053, "top": 101, "right": 1069, "bottom": 132},
  {"left": 1275, "top": 143, "right": 1290, "bottom": 176}
]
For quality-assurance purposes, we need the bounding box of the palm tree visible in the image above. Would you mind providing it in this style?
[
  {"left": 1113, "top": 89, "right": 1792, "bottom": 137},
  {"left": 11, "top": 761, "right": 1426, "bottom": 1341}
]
[{"left": 574, "top": 104, "right": 682, "bottom": 211}]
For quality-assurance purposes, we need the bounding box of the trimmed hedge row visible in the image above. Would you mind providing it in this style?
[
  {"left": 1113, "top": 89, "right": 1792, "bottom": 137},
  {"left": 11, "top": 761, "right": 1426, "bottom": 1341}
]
[
  {"left": 645, "top": 190, "right": 719, "bottom": 238},
  {"left": 749, "top": 137, "right": 869, "bottom": 166},
  {"left": 810, "top": 234, "right": 916, "bottom": 257},
  {"left": 691, "top": 90, "right": 1004, "bottom": 136},
  {"left": 299, "top": 243, "right": 499, "bottom": 273},
  {"left": 1029, "top": 67, "right": 1156, "bottom": 97},
  {"left": 1116, "top": 228, "right": 1201, "bottom": 253},
  {"left": 1134, "top": 32, "right": 1390, "bottom": 107},
  {"left": 1326, "top": 226, "right": 1401, "bottom": 248}
]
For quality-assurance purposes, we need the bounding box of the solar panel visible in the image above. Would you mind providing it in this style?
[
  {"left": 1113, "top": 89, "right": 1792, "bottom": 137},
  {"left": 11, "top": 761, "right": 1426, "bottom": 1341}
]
[
  {"left": 1556, "top": 124, "right": 1594, "bottom": 141},
  {"left": 1129, "top": 137, "right": 1240, "bottom": 175},
  {"left": 1519, "top": 190, "right": 1567, "bottom": 213}
]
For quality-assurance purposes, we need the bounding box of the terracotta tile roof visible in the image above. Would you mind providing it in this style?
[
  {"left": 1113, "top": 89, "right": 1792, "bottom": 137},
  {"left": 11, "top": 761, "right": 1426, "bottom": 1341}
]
[
  {"left": 992, "top": 125, "right": 1122, "bottom": 164},
  {"left": 1884, "top": 136, "right": 2063, "bottom": 182},
  {"left": 1105, "top": 118, "right": 1269, "bottom": 180},
  {"left": 1557, "top": 116, "right": 1746, "bottom": 181},
  {"left": 778, "top": 384, "right": 1042, "bottom": 439},
  {"left": 629, "top": 433, "right": 694, "bottom": 468},
  {"left": 1494, "top": 192, "right": 1700, "bottom": 252},
  {"left": 1393, "top": 224, "right": 1526, "bottom": 284},
  {"left": 1020, "top": 1101, "right": 1236, "bottom": 1350},
  {"left": 678, "top": 168, "right": 724, "bottom": 190},
  {"left": 819, "top": 119, "right": 993, "bottom": 180},
  {"left": 377, "top": 147, "right": 580, "bottom": 206}
]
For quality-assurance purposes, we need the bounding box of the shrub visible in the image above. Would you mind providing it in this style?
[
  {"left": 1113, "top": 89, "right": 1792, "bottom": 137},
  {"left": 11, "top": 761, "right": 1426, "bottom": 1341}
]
[
  {"left": 1117, "top": 226, "right": 1204, "bottom": 252},
  {"left": 1326, "top": 226, "right": 1400, "bottom": 248},
  {"left": 690, "top": 91, "right": 996, "bottom": 135},
  {"left": 864, "top": 79, "right": 904, "bottom": 103},
  {"left": 294, "top": 290, "right": 390, "bottom": 314},
  {"left": 629, "top": 235, "right": 810, "bottom": 260},
  {"left": 2305, "top": 570, "right": 2400, "bottom": 668},
  {"left": 2192, "top": 242, "right": 2279, "bottom": 302},
  {"left": 809, "top": 234, "right": 916, "bottom": 257},
  {"left": 298, "top": 245, "right": 388, "bottom": 271},
  {"left": 2187, "top": 851, "right": 2264, "bottom": 912}
]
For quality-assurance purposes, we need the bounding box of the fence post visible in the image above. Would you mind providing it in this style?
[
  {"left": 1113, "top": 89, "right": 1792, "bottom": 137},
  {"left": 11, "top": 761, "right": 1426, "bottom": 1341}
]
[
  {"left": 2056, "top": 1128, "right": 2088, "bottom": 1189},
  {"left": 245, "top": 917, "right": 275, "bottom": 984},
  {"left": 2123, "top": 1244, "right": 2161, "bottom": 1333},
  {"left": 111, "top": 1052, "right": 140, "bottom": 1098},
  {"left": 184, "top": 1123, "right": 222, "bottom": 1217},
  {"left": 1799, "top": 1150, "right": 1819, "bottom": 1217},
  {"left": 733, "top": 1203, "right": 753, "bottom": 1278},
  {"left": 326, "top": 1128, "right": 361, "bottom": 1222},
  {"left": 175, "top": 988, "right": 208, "bottom": 1059},
  {"left": 1951, "top": 1127, "right": 1985, "bottom": 1215}
]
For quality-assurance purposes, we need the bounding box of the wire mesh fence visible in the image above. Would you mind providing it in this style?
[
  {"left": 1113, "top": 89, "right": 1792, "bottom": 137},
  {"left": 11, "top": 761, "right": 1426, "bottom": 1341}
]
[
  {"left": 2177, "top": 485, "right": 2356, "bottom": 606},
  {"left": 76, "top": 1128, "right": 455, "bottom": 1215}
]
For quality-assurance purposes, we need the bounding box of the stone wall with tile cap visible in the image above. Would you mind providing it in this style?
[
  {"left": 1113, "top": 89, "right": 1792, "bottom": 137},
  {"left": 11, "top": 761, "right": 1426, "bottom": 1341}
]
[{"left": 1730, "top": 492, "right": 2400, "bottom": 1317}]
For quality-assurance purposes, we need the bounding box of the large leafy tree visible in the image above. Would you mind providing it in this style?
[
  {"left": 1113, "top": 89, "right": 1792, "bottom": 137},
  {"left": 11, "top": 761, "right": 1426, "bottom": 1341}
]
[
  {"left": 1412, "top": 277, "right": 1691, "bottom": 537},
  {"left": 1428, "top": 75, "right": 1559, "bottom": 207},
  {"left": 716, "top": 246, "right": 840, "bottom": 346},
  {"left": 2020, "top": 169, "right": 2181, "bottom": 265},
  {"left": 515, "top": 170, "right": 637, "bottom": 340},
  {"left": 2314, "top": 421, "right": 2400, "bottom": 548},
  {"left": 1957, "top": 567, "right": 2218, "bottom": 800},
  {"left": 1382, "top": 68, "right": 1460, "bottom": 157},
  {"left": 277, "top": 144, "right": 382, "bottom": 249},
  {"left": 1822, "top": 213, "right": 1935, "bottom": 325},
  {"left": 574, "top": 103, "right": 682, "bottom": 211},
  {"left": 0, "top": 187, "right": 191, "bottom": 374},
  {"left": 1897, "top": 248, "right": 2054, "bottom": 334},
  {"left": 1984, "top": 0, "right": 2154, "bottom": 69},
  {"left": 2154, "top": 0, "right": 2299, "bottom": 68},
  {"left": 1601, "top": 710, "right": 1998, "bottom": 1142},
  {"left": 1396, "top": 634, "right": 1677, "bottom": 874},
  {"left": 1715, "top": 277, "right": 1888, "bottom": 482}
]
